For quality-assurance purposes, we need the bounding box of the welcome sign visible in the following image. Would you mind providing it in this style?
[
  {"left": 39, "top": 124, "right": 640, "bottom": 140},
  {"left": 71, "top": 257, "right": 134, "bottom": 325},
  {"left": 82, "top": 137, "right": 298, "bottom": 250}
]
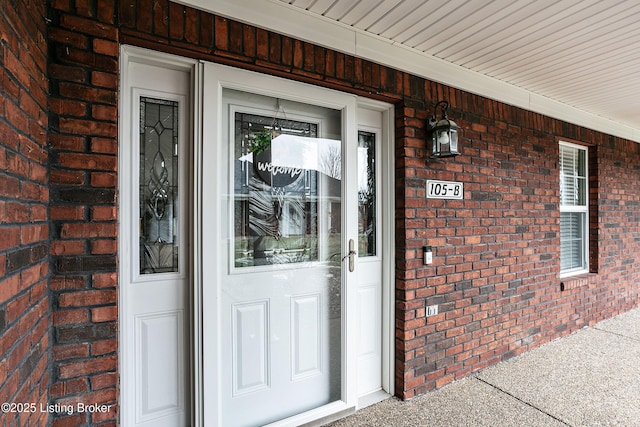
[{"left": 253, "top": 149, "right": 303, "bottom": 187}]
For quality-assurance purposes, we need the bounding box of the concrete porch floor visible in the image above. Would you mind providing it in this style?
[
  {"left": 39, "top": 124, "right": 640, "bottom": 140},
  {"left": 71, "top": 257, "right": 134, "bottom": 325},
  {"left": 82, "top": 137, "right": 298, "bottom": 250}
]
[{"left": 327, "top": 307, "right": 640, "bottom": 426}]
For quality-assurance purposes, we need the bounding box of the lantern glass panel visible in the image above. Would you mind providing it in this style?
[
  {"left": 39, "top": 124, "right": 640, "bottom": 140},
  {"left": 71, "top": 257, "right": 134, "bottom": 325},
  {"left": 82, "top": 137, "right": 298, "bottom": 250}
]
[{"left": 449, "top": 129, "right": 458, "bottom": 153}]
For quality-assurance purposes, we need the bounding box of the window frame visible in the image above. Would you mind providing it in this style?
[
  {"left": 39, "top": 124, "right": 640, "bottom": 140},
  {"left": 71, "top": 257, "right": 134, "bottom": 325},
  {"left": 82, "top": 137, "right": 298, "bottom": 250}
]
[{"left": 559, "top": 140, "right": 590, "bottom": 277}]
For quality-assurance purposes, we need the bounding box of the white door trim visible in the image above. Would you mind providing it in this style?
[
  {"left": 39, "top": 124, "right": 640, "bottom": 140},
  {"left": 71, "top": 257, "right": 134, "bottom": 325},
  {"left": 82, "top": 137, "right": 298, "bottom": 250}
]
[{"left": 191, "top": 60, "right": 205, "bottom": 427}]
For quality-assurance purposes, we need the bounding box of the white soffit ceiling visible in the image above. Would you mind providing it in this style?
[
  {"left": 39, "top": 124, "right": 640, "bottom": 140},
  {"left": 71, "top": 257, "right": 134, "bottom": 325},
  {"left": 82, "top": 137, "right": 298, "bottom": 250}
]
[{"left": 182, "top": 0, "right": 640, "bottom": 142}]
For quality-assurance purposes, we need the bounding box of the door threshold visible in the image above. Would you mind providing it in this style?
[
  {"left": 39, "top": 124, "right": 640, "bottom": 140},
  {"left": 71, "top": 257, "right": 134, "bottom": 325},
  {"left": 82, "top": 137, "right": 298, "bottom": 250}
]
[
  {"left": 358, "top": 389, "right": 392, "bottom": 409},
  {"left": 263, "top": 402, "right": 355, "bottom": 427}
]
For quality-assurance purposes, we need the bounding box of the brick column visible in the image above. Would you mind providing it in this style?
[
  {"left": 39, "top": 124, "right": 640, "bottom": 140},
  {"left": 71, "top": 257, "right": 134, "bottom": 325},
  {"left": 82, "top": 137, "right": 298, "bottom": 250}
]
[
  {"left": 0, "top": 0, "right": 51, "bottom": 425},
  {"left": 48, "top": 1, "right": 119, "bottom": 425}
]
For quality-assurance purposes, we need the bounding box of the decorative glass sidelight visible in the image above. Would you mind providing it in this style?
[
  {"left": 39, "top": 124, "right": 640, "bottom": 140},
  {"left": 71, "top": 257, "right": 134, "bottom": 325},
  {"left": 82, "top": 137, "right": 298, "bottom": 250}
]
[
  {"left": 357, "top": 131, "right": 377, "bottom": 257},
  {"left": 233, "top": 111, "right": 343, "bottom": 268},
  {"left": 139, "top": 97, "right": 179, "bottom": 274}
]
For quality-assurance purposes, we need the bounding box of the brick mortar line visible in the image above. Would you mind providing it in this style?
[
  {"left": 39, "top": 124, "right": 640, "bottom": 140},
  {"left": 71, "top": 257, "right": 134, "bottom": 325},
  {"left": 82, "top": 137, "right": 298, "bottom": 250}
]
[{"left": 475, "top": 376, "right": 572, "bottom": 426}]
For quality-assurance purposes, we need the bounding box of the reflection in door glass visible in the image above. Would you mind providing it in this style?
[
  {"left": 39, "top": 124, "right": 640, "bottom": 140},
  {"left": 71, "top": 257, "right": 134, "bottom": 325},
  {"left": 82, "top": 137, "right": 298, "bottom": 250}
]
[
  {"left": 358, "top": 131, "right": 376, "bottom": 257},
  {"left": 233, "top": 112, "right": 342, "bottom": 268},
  {"left": 139, "top": 97, "right": 179, "bottom": 274}
]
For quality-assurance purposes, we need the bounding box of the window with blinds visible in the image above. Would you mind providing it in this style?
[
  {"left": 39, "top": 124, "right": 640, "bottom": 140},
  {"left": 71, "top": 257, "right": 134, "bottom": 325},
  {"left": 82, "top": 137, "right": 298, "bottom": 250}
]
[{"left": 559, "top": 142, "right": 588, "bottom": 275}]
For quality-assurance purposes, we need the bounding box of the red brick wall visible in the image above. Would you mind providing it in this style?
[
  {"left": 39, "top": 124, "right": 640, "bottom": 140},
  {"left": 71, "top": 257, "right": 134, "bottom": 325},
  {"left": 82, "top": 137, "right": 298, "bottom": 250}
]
[
  {"left": 44, "top": 1, "right": 640, "bottom": 424},
  {"left": 0, "top": 0, "right": 51, "bottom": 425},
  {"left": 48, "top": 1, "right": 119, "bottom": 426},
  {"left": 395, "top": 100, "right": 640, "bottom": 397}
]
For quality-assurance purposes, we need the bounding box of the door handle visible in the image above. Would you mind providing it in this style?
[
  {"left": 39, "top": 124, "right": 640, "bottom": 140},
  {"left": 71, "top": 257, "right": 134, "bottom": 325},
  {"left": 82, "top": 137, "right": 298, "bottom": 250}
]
[{"left": 342, "top": 239, "right": 357, "bottom": 272}]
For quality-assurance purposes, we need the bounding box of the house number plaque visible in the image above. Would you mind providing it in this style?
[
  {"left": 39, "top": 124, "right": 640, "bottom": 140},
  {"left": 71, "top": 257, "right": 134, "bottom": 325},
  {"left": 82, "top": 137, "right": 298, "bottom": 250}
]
[{"left": 426, "top": 180, "right": 463, "bottom": 200}]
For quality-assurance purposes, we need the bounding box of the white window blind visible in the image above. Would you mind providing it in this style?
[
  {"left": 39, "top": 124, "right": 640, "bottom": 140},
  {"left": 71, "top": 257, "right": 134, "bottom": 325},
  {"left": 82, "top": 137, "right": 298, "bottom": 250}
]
[{"left": 559, "top": 143, "right": 588, "bottom": 275}]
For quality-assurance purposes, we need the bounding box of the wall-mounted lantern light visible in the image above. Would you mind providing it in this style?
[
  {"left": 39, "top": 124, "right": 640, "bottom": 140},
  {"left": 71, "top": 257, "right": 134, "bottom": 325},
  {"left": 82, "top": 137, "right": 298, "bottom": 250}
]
[{"left": 428, "top": 100, "right": 461, "bottom": 158}]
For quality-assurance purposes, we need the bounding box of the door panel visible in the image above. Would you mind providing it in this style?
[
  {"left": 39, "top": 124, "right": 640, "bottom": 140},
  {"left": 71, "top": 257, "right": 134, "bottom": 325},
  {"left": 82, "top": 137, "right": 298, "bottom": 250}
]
[
  {"left": 202, "top": 63, "right": 360, "bottom": 427},
  {"left": 136, "top": 310, "right": 185, "bottom": 418},
  {"left": 231, "top": 301, "right": 269, "bottom": 395},
  {"left": 220, "top": 88, "right": 344, "bottom": 427},
  {"left": 356, "top": 109, "right": 384, "bottom": 400},
  {"left": 120, "top": 52, "right": 192, "bottom": 427},
  {"left": 291, "top": 294, "right": 322, "bottom": 378}
]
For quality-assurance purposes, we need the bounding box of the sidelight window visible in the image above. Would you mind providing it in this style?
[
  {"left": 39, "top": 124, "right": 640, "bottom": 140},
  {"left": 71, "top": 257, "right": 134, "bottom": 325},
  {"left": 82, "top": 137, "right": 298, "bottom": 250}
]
[{"left": 139, "top": 97, "right": 180, "bottom": 274}]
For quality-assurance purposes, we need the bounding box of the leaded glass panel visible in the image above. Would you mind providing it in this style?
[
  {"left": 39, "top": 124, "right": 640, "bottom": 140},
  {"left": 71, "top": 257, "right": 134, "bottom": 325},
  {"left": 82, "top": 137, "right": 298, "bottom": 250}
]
[{"left": 139, "top": 97, "right": 179, "bottom": 274}]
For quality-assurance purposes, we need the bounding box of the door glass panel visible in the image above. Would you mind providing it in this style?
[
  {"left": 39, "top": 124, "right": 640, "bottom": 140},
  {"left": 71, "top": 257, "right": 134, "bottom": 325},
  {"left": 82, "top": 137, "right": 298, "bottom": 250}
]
[
  {"left": 357, "top": 131, "right": 376, "bottom": 257},
  {"left": 233, "top": 112, "right": 342, "bottom": 268},
  {"left": 139, "top": 97, "right": 179, "bottom": 274}
]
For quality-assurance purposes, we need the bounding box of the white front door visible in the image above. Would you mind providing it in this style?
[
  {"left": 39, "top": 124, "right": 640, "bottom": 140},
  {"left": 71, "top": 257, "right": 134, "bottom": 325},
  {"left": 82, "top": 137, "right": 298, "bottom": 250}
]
[
  {"left": 201, "top": 64, "right": 362, "bottom": 426},
  {"left": 121, "top": 50, "right": 393, "bottom": 427}
]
